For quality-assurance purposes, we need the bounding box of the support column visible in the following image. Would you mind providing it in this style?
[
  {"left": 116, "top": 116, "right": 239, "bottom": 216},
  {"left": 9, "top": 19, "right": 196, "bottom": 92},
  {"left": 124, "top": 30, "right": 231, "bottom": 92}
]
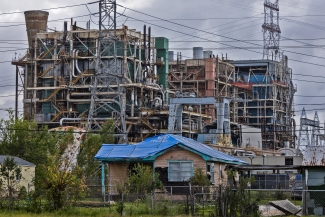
[{"left": 101, "top": 162, "right": 105, "bottom": 202}]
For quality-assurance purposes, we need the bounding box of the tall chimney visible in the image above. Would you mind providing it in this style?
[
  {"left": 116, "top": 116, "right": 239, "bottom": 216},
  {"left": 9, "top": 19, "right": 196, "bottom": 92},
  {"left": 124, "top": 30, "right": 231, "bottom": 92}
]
[{"left": 24, "top": 10, "right": 49, "bottom": 49}]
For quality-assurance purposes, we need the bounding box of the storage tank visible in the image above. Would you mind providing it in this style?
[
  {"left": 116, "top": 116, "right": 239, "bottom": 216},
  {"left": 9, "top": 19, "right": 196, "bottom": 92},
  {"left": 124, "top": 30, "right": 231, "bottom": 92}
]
[
  {"left": 24, "top": 10, "right": 49, "bottom": 49},
  {"left": 203, "top": 50, "right": 213, "bottom": 58},
  {"left": 168, "top": 51, "right": 174, "bottom": 61},
  {"left": 193, "top": 47, "right": 203, "bottom": 59}
]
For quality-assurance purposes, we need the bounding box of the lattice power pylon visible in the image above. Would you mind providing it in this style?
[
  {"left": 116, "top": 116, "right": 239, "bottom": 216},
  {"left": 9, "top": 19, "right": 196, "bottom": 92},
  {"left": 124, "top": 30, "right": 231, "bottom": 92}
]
[
  {"left": 262, "top": 0, "right": 281, "bottom": 61},
  {"left": 311, "top": 111, "right": 321, "bottom": 146},
  {"left": 297, "top": 108, "right": 310, "bottom": 151},
  {"left": 87, "top": 0, "right": 127, "bottom": 143}
]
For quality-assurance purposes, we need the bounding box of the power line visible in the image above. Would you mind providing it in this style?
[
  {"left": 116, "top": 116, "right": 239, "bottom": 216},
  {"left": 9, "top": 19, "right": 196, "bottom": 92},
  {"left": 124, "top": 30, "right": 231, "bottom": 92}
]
[
  {"left": 171, "top": 38, "right": 325, "bottom": 42},
  {"left": 117, "top": 5, "right": 325, "bottom": 68},
  {"left": 0, "top": 1, "right": 98, "bottom": 16},
  {"left": 170, "top": 45, "right": 325, "bottom": 50},
  {"left": 0, "top": 12, "right": 99, "bottom": 28}
]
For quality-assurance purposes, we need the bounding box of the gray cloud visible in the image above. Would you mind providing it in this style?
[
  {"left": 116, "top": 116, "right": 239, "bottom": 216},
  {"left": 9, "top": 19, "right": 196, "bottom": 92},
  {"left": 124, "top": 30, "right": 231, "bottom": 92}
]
[{"left": 0, "top": 0, "right": 324, "bottom": 129}]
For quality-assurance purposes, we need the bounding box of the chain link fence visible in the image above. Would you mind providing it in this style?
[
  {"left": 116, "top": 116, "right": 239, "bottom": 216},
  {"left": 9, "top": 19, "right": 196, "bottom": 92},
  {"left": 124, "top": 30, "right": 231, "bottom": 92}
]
[{"left": 83, "top": 180, "right": 325, "bottom": 216}]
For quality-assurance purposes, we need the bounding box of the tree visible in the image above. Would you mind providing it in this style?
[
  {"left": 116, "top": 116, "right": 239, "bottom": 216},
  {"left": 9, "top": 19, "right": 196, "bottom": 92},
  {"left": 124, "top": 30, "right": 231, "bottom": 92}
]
[
  {"left": 189, "top": 168, "right": 211, "bottom": 186},
  {"left": 40, "top": 128, "right": 87, "bottom": 210},
  {"left": 126, "top": 163, "right": 163, "bottom": 195},
  {"left": 0, "top": 111, "right": 87, "bottom": 211},
  {"left": 0, "top": 111, "right": 63, "bottom": 190},
  {"left": 0, "top": 156, "right": 22, "bottom": 210},
  {"left": 78, "top": 119, "right": 115, "bottom": 178}
]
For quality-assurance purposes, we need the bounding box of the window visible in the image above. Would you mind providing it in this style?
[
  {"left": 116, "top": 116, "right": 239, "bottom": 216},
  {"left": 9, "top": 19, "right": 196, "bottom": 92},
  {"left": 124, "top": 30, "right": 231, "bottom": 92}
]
[
  {"left": 285, "top": 157, "right": 293, "bottom": 165},
  {"left": 15, "top": 172, "right": 20, "bottom": 182},
  {"left": 207, "top": 163, "right": 215, "bottom": 183},
  {"left": 168, "top": 161, "right": 193, "bottom": 182}
]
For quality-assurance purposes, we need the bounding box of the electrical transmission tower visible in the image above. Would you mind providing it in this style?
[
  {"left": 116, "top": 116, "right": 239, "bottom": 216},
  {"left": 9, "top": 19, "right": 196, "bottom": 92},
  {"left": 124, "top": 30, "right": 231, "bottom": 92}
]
[
  {"left": 311, "top": 111, "right": 321, "bottom": 146},
  {"left": 262, "top": 0, "right": 281, "bottom": 61},
  {"left": 297, "top": 108, "right": 310, "bottom": 151},
  {"left": 87, "top": 0, "right": 127, "bottom": 143}
]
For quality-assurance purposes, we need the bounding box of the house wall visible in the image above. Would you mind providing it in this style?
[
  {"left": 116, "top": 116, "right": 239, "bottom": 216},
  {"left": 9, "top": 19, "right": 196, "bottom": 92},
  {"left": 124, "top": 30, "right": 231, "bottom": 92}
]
[
  {"left": 0, "top": 165, "right": 35, "bottom": 194},
  {"left": 155, "top": 147, "right": 227, "bottom": 186},
  {"left": 108, "top": 163, "right": 128, "bottom": 185},
  {"left": 20, "top": 165, "right": 35, "bottom": 191}
]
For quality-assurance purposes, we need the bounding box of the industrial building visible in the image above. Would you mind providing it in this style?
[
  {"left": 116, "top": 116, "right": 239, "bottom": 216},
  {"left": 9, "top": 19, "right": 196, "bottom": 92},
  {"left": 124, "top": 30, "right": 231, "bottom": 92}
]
[
  {"left": 168, "top": 50, "right": 296, "bottom": 150},
  {"left": 13, "top": 10, "right": 226, "bottom": 144},
  {"left": 12, "top": 6, "right": 296, "bottom": 152}
]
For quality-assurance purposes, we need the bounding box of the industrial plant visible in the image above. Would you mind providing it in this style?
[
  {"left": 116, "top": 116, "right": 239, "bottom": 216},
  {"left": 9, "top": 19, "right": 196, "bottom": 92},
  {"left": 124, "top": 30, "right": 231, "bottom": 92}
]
[{"left": 12, "top": 0, "right": 296, "bottom": 155}]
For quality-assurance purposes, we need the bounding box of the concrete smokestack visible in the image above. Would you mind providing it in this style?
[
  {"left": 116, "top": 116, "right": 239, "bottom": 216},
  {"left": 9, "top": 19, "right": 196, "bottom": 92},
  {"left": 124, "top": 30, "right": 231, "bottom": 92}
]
[{"left": 24, "top": 10, "right": 49, "bottom": 49}]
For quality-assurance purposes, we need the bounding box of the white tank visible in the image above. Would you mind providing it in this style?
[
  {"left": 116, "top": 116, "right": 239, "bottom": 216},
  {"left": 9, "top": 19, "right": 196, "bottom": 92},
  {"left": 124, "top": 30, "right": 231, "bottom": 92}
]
[
  {"left": 203, "top": 50, "right": 213, "bottom": 58},
  {"left": 193, "top": 47, "right": 203, "bottom": 59},
  {"left": 168, "top": 51, "right": 174, "bottom": 61}
]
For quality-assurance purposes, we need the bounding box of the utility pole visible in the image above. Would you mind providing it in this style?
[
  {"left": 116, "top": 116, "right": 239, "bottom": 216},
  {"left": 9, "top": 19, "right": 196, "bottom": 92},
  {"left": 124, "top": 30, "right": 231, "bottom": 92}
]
[{"left": 87, "top": 0, "right": 127, "bottom": 143}]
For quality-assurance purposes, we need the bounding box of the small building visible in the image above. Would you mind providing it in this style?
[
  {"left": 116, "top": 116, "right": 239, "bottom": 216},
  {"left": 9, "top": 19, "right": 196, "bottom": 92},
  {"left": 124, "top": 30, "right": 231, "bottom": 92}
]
[
  {"left": 0, "top": 155, "right": 35, "bottom": 193},
  {"left": 95, "top": 134, "right": 246, "bottom": 195},
  {"left": 302, "top": 146, "right": 325, "bottom": 215}
]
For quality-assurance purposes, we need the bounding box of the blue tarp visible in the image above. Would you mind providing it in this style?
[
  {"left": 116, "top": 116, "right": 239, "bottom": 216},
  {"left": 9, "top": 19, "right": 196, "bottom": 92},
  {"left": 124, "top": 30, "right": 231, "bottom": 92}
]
[{"left": 95, "top": 134, "right": 247, "bottom": 164}]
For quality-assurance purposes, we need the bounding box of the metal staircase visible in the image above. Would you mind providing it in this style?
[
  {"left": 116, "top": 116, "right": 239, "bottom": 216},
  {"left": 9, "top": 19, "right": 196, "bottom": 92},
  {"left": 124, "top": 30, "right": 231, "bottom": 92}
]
[
  {"left": 39, "top": 46, "right": 55, "bottom": 59},
  {"left": 39, "top": 60, "right": 61, "bottom": 78},
  {"left": 38, "top": 88, "right": 63, "bottom": 102},
  {"left": 141, "top": 110, "right": 156, "bottom": 139}
]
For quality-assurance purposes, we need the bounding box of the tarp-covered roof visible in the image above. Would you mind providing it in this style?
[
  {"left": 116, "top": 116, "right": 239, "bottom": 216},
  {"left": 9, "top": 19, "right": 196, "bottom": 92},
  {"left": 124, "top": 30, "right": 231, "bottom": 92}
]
[{"left": 95, "top": 134, "right": 246, "bottom": 164}]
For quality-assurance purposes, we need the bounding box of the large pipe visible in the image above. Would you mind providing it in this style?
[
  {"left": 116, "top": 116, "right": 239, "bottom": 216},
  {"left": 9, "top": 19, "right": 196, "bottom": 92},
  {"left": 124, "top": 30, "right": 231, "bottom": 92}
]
[
  {"left": 67, "top": 93, "right": 118, "bottom": 103},
  {"left": 143, "top": 24, "right": 146, "bottom": 79},
  {"left": 131, "top": 88, "right": 135, "bottom": 117},
  {"left": 70, "top": 92, "right": 116, "bottom": 96},
  {"left": 61, "top": 21, "right": 68, "bottom": 77},
  {"left": 60, "top": 117, "right": 109, "bottom": 126},
  {"left": 148, "top": 26, "right": 151, "bottom": 62},
  {"left": 146, "top": 83, "right": 165, "bottom": 102},
  {"left": 72, "top": 49, "right": 76, "bottom": 77},
  {"left": 75, "top": 50, "right": 82, "bottom": 73}
]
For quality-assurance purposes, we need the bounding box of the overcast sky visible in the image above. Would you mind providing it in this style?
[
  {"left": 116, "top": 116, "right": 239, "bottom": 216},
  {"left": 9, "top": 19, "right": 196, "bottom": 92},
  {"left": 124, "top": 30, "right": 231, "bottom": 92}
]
[{"left": 0, "top": 0, "right": 325, "bottom": 131}]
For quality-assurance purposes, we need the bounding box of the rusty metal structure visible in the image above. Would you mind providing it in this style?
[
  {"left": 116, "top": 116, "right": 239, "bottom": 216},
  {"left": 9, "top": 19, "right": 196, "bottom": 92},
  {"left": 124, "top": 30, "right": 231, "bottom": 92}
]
[
  {"left": 11, "top": 2, "right": 295, "bottom": 150},
  {"left": 168, "top": 48, "right": 296, "bottom": 150},
  {"left": 12, "top": 7, "right": 224, "bottom": 143}
]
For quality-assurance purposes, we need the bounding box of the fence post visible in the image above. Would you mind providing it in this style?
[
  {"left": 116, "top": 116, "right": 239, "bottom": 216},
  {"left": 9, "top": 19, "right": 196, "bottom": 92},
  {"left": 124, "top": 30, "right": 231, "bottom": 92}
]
[
  {"left": 151, "top": 193, "right": 154, "bottom": 215},
  {"left": 108, "top": 185, "right": 111, "bottom": 211},
  {"left": 193, "top": 194, "right": 196, "bottom": 215}
]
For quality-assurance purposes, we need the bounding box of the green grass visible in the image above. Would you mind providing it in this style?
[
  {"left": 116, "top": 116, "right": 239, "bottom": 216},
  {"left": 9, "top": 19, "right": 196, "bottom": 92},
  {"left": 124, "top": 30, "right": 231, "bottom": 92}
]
[
  {"left": 0, "top": 203, "right": 189, "bottom": 217},
  {"left": 0, "top": 208, "right": 188, "bottom": 217}
]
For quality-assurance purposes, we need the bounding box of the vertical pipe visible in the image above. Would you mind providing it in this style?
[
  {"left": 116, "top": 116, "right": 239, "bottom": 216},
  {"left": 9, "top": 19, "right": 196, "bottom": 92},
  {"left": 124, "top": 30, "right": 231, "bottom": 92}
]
[
  {"left": 15, "top": 66, "right": 18, "bottom": 119},
  {"left": 33, "top": 37, "right": 37, "bottom": 118},
  {"left": 101, "top": 162, "right": 105, "bottom": 202},
  {"left": 131, "top": 88, "right": 134, "bottom": 117},
  {"left": 25, "top": 64, "right": 28, "bottom": 107},
  {"left": 148, "top": 26, "right": 151, "bottom": 63},
  {"left": 143, "top": 25, "right": 146, "bottom": 71}
]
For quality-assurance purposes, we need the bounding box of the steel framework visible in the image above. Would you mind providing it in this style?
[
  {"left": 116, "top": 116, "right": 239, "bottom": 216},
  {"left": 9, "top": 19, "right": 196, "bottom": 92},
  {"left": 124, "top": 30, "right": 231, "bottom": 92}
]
[
  {"left": 311, "top": 111, "right": 321, "bottom": 146},
  {"left": 262, "top": 0, "right": 281, "bottom": 61},
  {"left": 297, "top": 108, "right": 312, "bottom": 150},
  {"left": 87, "top": 0, "right": 127, "bottom": 143}
]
